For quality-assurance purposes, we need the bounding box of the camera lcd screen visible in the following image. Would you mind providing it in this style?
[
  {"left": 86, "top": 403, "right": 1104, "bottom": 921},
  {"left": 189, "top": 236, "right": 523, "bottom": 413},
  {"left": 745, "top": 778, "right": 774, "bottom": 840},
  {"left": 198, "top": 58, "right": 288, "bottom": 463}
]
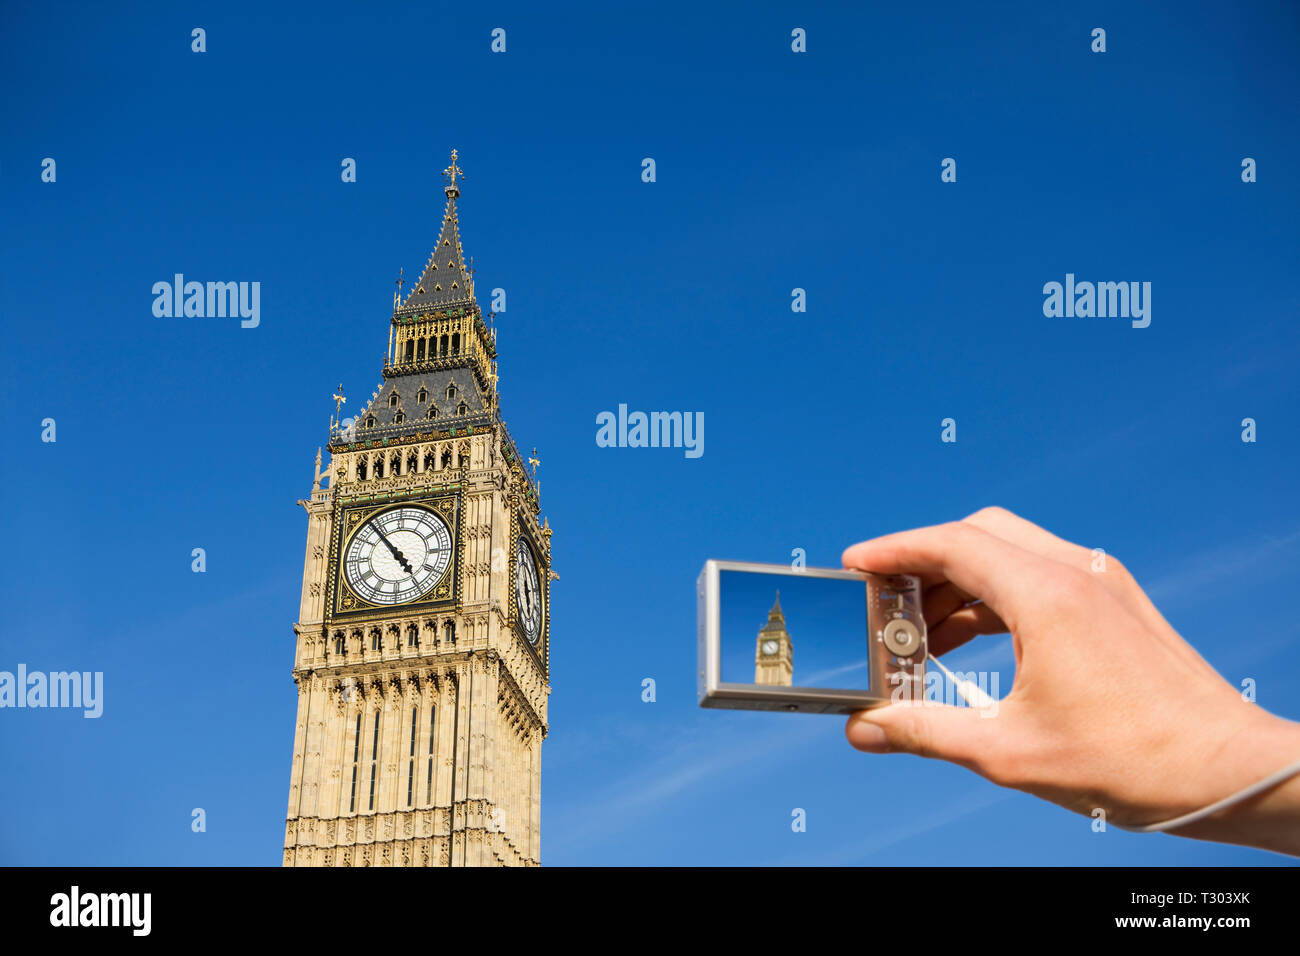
[{"left": 718, "top": 569, "right": 873, "bottom": 693}]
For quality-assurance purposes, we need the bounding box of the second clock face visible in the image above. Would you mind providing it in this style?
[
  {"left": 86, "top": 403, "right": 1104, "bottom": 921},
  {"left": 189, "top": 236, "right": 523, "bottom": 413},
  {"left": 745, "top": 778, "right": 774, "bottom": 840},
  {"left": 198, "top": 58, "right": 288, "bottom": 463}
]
[
  {"left": 515, "top": 536, "right": 542, "bottom": 644},
  {"left": 343, "top": 506, "right": 453, "bottom": 606},
  {"left": 761, "top": 640, "right": 779, "bottom": 656}
]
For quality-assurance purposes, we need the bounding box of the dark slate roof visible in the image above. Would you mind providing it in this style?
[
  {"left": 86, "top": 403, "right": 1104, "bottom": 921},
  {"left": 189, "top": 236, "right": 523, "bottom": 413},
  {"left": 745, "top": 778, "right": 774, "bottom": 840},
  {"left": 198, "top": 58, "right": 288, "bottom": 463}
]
[
  {"left": 761, "top": 593, "right": 786, "bottom": 632},
  {"left": 351, "top": 367, "right": 491, "bottom": 444},
  {"left": 396, "top": 192, "right": 476, "bottom": 314}
]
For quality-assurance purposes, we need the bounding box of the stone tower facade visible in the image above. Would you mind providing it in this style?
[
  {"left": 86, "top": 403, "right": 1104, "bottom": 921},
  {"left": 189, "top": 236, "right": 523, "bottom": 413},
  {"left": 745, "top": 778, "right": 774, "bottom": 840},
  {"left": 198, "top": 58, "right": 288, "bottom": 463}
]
[{"left": 282, "top": 152, "right": 552, "bottom": 867}]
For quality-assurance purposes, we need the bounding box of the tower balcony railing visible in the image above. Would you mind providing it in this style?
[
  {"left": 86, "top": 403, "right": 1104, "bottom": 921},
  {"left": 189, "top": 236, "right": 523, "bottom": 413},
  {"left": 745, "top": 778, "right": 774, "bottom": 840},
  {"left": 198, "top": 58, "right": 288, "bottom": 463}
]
[
  {"left": 497, "top": 421, "right": 538, "bottom": 498},
  {"left": 382, "top": 351, "right": 488, "bottom": 379}
]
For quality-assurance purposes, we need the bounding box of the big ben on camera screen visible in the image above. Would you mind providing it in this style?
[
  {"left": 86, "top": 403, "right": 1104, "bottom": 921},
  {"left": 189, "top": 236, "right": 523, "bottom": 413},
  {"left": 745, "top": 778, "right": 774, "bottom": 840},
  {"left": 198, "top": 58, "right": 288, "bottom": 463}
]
[{"left": 282, "top": 151, "right": 551, "bottom": 867}]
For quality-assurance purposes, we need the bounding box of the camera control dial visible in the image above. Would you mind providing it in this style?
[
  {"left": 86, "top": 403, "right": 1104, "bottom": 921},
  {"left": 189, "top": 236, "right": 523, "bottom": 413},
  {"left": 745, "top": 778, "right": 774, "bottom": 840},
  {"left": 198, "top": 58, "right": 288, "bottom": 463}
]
[{"left": 882, "top": 618, "right": 923, "bottom": 658}]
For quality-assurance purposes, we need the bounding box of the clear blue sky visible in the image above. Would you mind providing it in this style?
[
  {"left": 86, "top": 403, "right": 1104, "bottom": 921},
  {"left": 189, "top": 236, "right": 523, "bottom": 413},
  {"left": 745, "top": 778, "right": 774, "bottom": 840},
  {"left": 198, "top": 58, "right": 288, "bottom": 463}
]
[{"left": 2, "top": 0, "right": 1298, "bottom": 865}]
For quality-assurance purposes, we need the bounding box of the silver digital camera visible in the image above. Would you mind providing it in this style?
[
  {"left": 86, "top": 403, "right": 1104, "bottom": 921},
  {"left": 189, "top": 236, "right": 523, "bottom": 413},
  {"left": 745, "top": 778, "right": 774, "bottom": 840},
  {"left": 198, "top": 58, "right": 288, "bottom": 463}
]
[{"left": 697, "top": 560, "right": 927, "bottom": 714}]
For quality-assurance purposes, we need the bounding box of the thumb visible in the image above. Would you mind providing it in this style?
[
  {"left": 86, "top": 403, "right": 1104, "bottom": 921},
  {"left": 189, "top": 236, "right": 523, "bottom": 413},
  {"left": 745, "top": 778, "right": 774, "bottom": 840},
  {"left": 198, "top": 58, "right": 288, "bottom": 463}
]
[{"left": 846, "top": 702, "right": 997, "bottom": 766}]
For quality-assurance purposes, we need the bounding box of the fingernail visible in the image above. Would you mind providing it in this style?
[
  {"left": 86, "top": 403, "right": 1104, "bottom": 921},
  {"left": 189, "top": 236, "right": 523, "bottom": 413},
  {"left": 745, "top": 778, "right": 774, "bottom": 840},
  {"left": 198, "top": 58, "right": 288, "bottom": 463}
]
[{"left": 847, "top": 718, "right": 890, "bottom": 753}]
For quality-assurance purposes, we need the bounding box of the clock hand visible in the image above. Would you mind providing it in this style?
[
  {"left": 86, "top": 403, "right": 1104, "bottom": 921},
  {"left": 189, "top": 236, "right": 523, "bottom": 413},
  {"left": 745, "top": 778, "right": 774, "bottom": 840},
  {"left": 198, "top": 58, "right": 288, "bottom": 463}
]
[{"left": 370, "top": 522, "right": 414, "bottom": 575}]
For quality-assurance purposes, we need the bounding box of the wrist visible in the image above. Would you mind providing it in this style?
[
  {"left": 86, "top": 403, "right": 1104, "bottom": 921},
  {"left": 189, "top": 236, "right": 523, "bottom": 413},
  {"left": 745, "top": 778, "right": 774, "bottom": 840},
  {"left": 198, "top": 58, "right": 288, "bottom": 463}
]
[{"left": 1172, "top": 709, "right": 1300, "bottom": 856}]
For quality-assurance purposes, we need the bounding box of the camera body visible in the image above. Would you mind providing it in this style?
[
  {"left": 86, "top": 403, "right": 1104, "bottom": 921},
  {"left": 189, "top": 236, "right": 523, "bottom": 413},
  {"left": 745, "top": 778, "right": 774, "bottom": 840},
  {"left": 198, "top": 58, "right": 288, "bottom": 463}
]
[{"left": 697, "top": 560, "right": 927, "bottom": 714}]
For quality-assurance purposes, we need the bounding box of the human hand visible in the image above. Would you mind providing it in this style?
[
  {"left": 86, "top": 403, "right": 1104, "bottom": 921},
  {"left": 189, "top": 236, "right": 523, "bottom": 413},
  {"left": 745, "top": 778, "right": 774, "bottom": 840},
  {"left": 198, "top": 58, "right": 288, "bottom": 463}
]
[{"left": 841, "top": 507, "right": 1300, "bottom": 856}]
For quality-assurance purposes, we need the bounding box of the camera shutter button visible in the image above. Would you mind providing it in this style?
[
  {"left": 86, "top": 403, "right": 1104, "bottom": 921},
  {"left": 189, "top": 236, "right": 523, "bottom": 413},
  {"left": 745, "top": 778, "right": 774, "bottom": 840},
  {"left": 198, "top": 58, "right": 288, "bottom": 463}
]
[{"left": 882, "top": 619, "right": 922, "bottom": 658}]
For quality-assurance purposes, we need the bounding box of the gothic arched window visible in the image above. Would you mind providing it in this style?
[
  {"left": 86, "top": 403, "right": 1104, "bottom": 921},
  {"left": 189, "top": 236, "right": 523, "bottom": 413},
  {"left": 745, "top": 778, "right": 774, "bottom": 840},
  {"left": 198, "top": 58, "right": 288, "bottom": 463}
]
[
  {"left": 366, "top": 416, "right": 376, "bottom": 428},
  {"left": 368, "top": 711, "right": 380, "bottom": 809},
  {"left": 443, "top": 620, "right": 456, "bottom": 644},
  {"left": 394, "top": 412, "right": 405, "bottom": 424},
  {"left": 407, "top": 705, "right": 418, "bottom": 807},
  {"left": 425, "top": 707, "right": 436, "bottom": 803},
  {"left": 417, "top": 388, "right": 428, "bottom": 404},
  {"left": 370, "top": 628, "right": 382, "bottom": 652},
  {"left": 457, "top": 401, "right": 468, "bottom": 416},
  {"left": 333, "top": 632, "right": 345, "bottom": 655},
  {"left": 349, "top": 713, "right": 362, "bottom": 813},
  {"left": 446, "top": 383, "right": 457, "bottom": 400},
  {"left": 427, "top": 406, "right": 438, "bottom": 419},
  {"left": 389, "top": 393, "right": 399, "bottom": 408},
  {"left": 407, "top": 624, "right": 419, "bottom": 648}
]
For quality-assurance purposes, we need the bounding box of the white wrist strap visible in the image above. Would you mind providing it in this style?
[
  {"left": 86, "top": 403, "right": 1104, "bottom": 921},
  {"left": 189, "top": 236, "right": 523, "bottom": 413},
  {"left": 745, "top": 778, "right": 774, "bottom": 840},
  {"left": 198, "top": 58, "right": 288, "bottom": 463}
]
[
  {"left": 926, "top": 654, "right": 1300, "bottom": 834},
  {"left": 1114, "top": 756, "right": 1300, "bottom": 833}
]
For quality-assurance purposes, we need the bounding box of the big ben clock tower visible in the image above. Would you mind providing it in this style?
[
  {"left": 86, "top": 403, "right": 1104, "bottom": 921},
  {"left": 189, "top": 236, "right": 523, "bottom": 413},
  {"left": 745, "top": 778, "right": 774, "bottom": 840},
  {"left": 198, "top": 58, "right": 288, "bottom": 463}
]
[
  {"left": 282, "top": 151, "right": 551, "bottom": 867},
  {"left": 754, "top": 593, "right": 793, "bottom": 687}
]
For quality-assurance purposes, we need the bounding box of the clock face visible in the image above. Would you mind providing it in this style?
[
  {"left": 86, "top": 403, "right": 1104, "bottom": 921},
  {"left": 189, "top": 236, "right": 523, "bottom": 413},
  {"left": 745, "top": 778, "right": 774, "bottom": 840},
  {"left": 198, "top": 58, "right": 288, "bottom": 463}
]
[
  {"left": 514, "top": 536, "right": 542, "bottom": 644},
  {"left": 343, "top": 506, "right": 453, "bottom": 606},
  {"left": 762, "top": 639, "right": 779, "bottom": 656}
]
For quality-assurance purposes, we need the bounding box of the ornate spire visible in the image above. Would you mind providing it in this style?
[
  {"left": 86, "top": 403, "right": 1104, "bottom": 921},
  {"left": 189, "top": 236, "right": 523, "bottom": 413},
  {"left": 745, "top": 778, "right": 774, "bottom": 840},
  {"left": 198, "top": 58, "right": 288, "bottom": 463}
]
[
  {"left": 762, "top": 591, "right": 785, "bottom": 630},
  {"left": 348, "top": 149, "right": 497, "bottom": 450},
  {"left": 397, "top": 149, "right": 476, "bottom": 314}
]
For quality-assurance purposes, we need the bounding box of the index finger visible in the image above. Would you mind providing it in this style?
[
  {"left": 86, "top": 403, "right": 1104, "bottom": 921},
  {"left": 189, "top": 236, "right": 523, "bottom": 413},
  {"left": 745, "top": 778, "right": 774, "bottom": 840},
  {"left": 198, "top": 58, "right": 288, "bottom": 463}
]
[{"left": 842, "top": 520, "right": 1047, "bottom": 628}]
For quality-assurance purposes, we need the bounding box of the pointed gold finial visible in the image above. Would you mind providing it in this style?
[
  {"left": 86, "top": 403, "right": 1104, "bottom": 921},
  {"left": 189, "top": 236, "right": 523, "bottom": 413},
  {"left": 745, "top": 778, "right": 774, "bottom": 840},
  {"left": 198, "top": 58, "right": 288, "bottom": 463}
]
[
  {"left": 329, "top": 384, "right": 348, "bottom": 440},
  {"left": 529, "top": 447, "right": 541, "bottom": 479},
  {"left": 443, "top": 148, "right": 464, "bottom": 196}
]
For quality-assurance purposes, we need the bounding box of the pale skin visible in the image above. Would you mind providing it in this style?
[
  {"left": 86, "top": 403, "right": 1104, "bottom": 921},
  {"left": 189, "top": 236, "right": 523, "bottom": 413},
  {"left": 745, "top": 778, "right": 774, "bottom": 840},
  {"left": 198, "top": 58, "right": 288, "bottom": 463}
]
[{"left": 842, "top": 507, "right": 1300, "bottom": 857}]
